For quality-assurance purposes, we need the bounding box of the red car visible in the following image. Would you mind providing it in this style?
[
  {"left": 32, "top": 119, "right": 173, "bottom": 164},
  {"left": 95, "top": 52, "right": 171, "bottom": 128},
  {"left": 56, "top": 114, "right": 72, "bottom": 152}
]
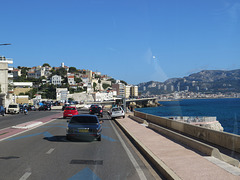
[{"left": 63, "top": 106, "right": 78, "bottom": 118}]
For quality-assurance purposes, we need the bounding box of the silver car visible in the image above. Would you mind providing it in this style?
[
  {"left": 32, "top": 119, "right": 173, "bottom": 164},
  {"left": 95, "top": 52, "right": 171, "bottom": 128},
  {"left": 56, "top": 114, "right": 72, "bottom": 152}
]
[{"left": 110, "top": 107, "right": 125, "bottom": 120}]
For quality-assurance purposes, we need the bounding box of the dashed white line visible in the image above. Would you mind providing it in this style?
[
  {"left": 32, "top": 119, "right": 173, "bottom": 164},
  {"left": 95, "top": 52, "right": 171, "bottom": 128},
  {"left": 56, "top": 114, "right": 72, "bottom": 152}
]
[
  {"left": 19, "top": 172, "right": 31, "bottom": 180},
  {"left": 46, "top": 148, "right": 55, "bottom": 154}
]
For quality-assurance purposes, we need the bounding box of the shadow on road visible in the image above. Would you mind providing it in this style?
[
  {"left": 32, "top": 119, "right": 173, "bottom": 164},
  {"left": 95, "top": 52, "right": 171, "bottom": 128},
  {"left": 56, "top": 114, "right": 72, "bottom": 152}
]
[{"left": 43, "top": 136, "right": 96, "bottom": 142}]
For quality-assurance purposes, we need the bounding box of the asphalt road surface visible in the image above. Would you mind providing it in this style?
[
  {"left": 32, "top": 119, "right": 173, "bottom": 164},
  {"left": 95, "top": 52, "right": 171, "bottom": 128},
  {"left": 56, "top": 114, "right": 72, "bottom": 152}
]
[{"left": 0, "top": 110, "right": 159, "bottom": 180}]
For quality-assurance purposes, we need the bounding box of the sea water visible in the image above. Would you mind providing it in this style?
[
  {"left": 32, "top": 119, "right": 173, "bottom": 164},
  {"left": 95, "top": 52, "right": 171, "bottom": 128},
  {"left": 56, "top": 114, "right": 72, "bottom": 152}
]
[{"left": 137, "top": 98, "right": 240, "bottom": 135}]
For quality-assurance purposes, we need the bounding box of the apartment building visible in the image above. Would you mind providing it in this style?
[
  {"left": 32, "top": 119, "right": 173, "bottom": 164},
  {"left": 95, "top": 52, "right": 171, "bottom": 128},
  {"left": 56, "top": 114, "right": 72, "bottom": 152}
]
[
  {"left": 0, "top": 56, "right": 13, "bottom": 106},
  {"left": 112, "top": 81, "right": 125, "bottom": 97},
  {"left": 130, "top": 85, "right": 138, "bottom": 97}
]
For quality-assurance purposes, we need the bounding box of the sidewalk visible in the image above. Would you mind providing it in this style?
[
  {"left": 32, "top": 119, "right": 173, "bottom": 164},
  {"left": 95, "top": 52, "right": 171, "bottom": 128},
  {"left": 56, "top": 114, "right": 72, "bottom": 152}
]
[{"left": 115, "top": 115, "right": 240, "bottom": 180}]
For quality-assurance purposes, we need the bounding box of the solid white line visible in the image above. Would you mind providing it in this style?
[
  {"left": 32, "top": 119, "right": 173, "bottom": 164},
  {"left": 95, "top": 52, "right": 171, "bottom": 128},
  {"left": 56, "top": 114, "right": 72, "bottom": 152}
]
[
  {"left": 19, "top": 172, "right": 31, "bottom": 180},
  {"left": 109, "top": 120, "right": 147, "bottom": 180},
  {"left": 46, "top": 148, "right": 55, "bottom": 154}
]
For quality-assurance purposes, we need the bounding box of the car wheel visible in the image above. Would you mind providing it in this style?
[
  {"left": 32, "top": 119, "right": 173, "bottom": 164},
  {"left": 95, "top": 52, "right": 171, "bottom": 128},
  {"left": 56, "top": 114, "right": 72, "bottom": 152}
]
[
  {"left": 66, "top": 135, "right": 71, "bottom": 141},
  {"left": 123, "top": 116, "right": 125, "bottom": 118},
  {"left": 111, "top": 117, "right": 115, "bottom": 120},
  {"left": 97, "top": 135, "right": 101, "bottom": 141}
]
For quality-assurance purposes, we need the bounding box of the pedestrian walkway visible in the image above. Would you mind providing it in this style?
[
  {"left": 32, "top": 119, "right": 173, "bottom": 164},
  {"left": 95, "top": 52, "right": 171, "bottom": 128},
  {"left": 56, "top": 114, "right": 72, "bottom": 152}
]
[{"left": 115, "top": 116, "right": 240, "bottom": 180}]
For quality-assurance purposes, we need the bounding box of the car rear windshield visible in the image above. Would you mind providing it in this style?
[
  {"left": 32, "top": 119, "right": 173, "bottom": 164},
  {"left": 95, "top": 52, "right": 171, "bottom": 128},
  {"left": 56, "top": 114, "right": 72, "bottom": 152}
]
[
  {"left": 70, "top": 116, "right": 98, "bottom": 124},
  {"left": 65, "top": 107, "right": 76, "bottom": 110},
  {"left": 112, "top": 108, "right": 122, "bottom": 111},
  {"left": 9, "top": 105, "right": 18, "bottom": 108}
]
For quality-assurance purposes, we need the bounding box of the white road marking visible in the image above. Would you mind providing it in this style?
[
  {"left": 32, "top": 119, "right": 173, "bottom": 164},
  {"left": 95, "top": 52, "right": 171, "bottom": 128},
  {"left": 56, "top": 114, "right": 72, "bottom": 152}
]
[
  {"left": 110, "top": 120, "right": 147, "bottom": 180},
  {"left": 46, "top": 148, "right": 55, "bottom": 154},
  {"left": 19, "top": 172, "right": 31, "bottom": 180}
]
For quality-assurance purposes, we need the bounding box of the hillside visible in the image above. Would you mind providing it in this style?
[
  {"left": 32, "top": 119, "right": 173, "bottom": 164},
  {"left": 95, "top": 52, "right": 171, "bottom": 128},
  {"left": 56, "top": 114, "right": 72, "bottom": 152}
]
[{"left": 138, "top": 69, "right": 240, "bottom": 95}]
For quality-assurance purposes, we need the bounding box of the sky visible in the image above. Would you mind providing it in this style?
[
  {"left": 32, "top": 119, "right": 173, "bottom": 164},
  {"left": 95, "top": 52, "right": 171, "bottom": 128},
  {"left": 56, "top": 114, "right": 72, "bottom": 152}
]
[{"left": 0, "top": 0, "right": 240, "bottom": 85}]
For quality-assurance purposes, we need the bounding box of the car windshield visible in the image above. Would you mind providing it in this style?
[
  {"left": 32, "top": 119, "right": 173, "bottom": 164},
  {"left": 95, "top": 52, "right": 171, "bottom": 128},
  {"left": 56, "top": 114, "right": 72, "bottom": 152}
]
[
  {"left": 70, "top": 116, "right": 98, "bottom": 124},
  {"left": 112, "top": 108, "right": 121, "bottom": 111},
  {"left": 9, "top": 105, "right": 17, "bottom": 108},
  {"left": 65, "top": 107, "right": 76, "bottom": 110}
]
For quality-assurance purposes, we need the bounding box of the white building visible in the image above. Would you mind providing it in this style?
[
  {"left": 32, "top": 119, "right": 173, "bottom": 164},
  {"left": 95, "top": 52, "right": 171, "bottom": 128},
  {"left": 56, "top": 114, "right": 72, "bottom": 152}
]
[
  {"left": 51, "top": 75, "right": 62, "bottom": 86},
  {"left": 67, "top": 74, "right": 75, "bottom": 85},
  {"left": 0, "top": 56, "right": 14, "bottom": 107},
  {"left": 56, "top": 88, "right": 68, "bottom": 102}
]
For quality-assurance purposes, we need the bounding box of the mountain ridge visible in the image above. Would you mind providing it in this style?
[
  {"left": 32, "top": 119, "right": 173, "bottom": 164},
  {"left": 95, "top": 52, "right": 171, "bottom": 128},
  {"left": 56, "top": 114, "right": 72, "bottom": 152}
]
[{"left": 137, "top": 69, "right": 240, "bottom": 95}]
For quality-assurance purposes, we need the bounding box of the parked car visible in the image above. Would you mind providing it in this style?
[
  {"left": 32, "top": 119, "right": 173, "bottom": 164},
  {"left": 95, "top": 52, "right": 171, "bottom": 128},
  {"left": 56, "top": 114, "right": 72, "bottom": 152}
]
[
  {"left": 39, "top": 104, "right": 51, "bottom": 111},
  {"left": 0, "top": 106, "right": 5, "bottom": 116},
  {"left": 8, "top": 103, "right": 20, "bottom": 114},
  {"left": 66, "top": 115, "right": 102, "bottom": 141},
  {"left": 63, "top": 106, "right": 78, "bottom": 118},
  {"left": 109, "top": 107, "right": 125, "bottom": 120},
  {"left": 89, "top": 104, "right": 103, "bottom": 117}
]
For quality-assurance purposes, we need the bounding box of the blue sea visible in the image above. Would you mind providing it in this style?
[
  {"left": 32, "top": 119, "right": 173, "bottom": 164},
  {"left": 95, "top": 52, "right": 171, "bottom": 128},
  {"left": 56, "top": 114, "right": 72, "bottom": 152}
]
[{"left": 136, "top": 98, "right": 240, "bottom": 135}]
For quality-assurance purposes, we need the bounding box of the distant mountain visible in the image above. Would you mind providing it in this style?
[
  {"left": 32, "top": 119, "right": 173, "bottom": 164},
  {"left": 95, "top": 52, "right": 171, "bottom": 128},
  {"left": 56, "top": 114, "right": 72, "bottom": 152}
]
[{"left": 138, "top": 69, "right": 240, "bottom": 95}]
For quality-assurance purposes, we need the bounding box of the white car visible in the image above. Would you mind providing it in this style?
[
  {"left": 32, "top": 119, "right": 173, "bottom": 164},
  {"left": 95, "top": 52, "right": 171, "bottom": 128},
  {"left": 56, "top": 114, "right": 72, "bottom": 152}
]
[
  {"left": 110, "top": 107, "right": 125, "bottom": 120},
  {"left": 8, "top": 104, "right": 20, "bottom": 114}
]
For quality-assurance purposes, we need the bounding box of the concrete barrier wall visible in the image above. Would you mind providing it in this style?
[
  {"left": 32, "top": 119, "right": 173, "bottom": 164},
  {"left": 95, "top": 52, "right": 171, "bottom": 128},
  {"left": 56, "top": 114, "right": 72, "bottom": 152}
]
[{"left": 134, "top": 111, "right": 240, "bottom": 153}]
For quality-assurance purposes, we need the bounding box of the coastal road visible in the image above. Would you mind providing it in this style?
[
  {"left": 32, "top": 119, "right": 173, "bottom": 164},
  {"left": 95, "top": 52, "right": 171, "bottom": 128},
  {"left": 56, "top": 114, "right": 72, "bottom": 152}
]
[{"left": 0, "top": 110, "right": 159, "bottom": 180}]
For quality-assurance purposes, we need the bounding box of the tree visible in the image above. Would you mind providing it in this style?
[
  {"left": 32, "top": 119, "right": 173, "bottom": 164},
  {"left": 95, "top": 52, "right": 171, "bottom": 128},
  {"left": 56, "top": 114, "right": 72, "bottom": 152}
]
[
  {"left": 108, "top": 78, "right": 116, "bottom": 84},
  {"left": 102, "top": 83, "right": 111, "bottom": 90},
  {"left": 69, "top": 67, "right": 77, "bottom": 73},
  {"left": 120, "top": 80, "right": 127, "bottom": 85},
  {"left": 43, "top": 84, "right": 56, "bottom": 99},
  {"left": 42, "top": 63, "right": 51, "bottom": 67},
  {"left": 93, "top": 82, "right": 97, "bottom": 91},
  {"left": 56, "top": 67, "right": 67, "bottom": 77},
  {"left": 25, "top": 88, "right": 38, "bottom": 99},
  {"left": 74, "top": 77, "right": 82, "bottom": 83}
]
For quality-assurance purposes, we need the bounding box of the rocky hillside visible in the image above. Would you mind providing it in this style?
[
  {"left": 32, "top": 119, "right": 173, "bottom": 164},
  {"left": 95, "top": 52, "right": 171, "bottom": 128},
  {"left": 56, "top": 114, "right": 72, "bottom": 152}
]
[{"left": 138, "top": 69, "right": 240, "bottom": 95}]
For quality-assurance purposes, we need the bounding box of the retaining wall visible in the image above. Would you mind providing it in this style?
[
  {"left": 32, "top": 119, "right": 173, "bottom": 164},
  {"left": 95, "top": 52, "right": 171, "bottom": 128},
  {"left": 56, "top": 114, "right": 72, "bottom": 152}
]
[{"left": 134, "top": 111, "right": 240, "bottom": 153}]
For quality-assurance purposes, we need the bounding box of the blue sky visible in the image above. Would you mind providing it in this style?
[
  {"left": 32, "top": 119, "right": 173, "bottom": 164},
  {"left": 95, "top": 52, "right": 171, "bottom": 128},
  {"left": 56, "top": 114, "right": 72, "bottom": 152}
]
[{"left": 0, "top": 0, "right": 239, "bottom": 84}]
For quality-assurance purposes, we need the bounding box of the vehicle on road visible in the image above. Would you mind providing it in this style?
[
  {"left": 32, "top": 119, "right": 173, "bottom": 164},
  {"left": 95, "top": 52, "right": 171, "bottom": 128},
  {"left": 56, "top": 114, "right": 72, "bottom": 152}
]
[
  {"left": 63, "top": 106, "right": 78, "bottom": 118},
  {"left": 24, "top": 108, "right": 28, "bottom": 115},
  {"left": 0, "top": 106, "right": 5, "bottom": 116},
  {"left": 66, "top": 114, "right": 102, "bottom": 141},
  {"left": 109, "top": 107, "right": 125, "bottom": 120},
  {"left": 89, "top": 104, "right": 103, "bottom": 117},
  {"left": 62, "top": 103, "right": 70, "bottom": 111},
  {"left": 8, "top": 103, "right": 20, "bottom": 114},
  {"left": 38, "top": 104, "right": 51, "bottom": 111},
  {"left": 27, "top": 105, "right": 36, "bottom": 111}
]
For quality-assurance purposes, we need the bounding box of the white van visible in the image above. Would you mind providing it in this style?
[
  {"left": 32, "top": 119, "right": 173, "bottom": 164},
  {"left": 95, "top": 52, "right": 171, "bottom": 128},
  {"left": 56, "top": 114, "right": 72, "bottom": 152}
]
[{"left": 8, "top": 104, "right": 20, "bottom": 114}]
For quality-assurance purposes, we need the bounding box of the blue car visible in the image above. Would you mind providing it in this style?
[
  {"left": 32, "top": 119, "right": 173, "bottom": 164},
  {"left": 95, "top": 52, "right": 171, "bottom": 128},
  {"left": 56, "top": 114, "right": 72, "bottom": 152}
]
[{"left": 66, "top": 115, "right": 102, "bottom": 141}]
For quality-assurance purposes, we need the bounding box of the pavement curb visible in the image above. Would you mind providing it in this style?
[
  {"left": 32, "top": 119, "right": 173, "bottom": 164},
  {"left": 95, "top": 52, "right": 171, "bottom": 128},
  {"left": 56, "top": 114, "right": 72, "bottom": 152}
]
[{"left": 114, "top": 118, "right": 181, "bottom": 180}]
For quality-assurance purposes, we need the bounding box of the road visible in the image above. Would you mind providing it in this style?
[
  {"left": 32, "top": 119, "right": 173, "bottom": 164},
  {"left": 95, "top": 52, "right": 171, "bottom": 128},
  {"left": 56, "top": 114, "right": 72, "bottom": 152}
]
[{"left": 0, "top": 110, "right": 159, "bottom": 180}]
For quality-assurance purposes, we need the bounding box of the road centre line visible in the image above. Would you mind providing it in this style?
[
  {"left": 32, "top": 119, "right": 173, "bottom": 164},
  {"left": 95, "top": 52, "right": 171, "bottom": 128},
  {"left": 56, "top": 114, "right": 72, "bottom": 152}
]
[
  {"left": 19, "top": 172, "right": 31, "bottom": 180},
  {"left": 109, "top": 120, "right": 147, "bottom": 180},
  {"left": 46, "top": 148, "right": 55, "bottom": 154}
]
